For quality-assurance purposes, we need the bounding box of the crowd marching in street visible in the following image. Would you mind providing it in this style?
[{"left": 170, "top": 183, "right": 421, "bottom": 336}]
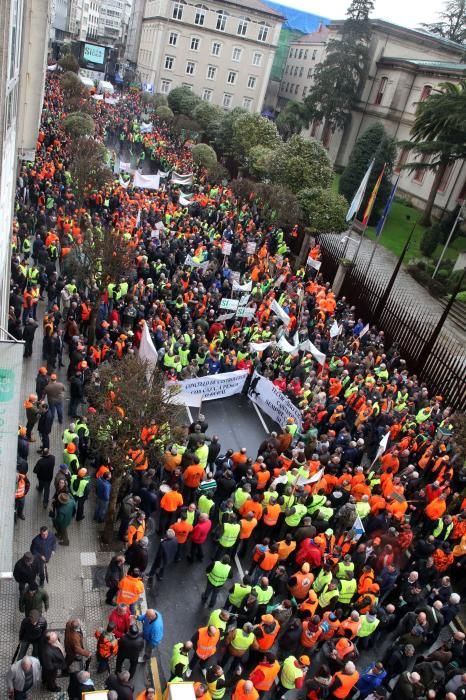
[{"left": 7, "top": 72, "right": 466, "bottom": 700}]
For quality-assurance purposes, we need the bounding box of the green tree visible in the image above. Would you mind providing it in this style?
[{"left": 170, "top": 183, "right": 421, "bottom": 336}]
[
  {"left": 192, "top": 143, "right": 218, "bottom": 170},
  {"left": 63, "top": 112, "right": 95, "bottom": 140},
  {"left": 168, "top": 86, "right": 201, "bottom": 115},
  {"left": 420, "top": 224, "right": 443, "bottom": 257},
  {"left": 61, "top": 71, "right": 87, "bottom": 104},
  {"left": 276, "top": 102, "right": 309, "bottom": 140},
  {"left": 400, "top": 80, "right": 466, "bottom": 225},
  {"left": 422, "top": 0, "right": 466, "bottom": 43},
  {"left": 58, "top": 53, "right": 79, "bottom": 73},
  {"left": 211, "top": 108, "right": 246, "bottom": 162},
  {"left": 298, "top": 187, "right": 348, "bottom": 233},
  {"left": 248, "top": 145, "right": 275, "bottom": 179},
  {"left": 155, "top": 105, "right": 174, "bottom": 122},
  {"left": 232, "top": 113, "right": 281, "bottom": 166},
  {"left": 255, "top": 183, "right": 302, "bottom": 230},
  {"left": 305, "top": 0, "right": 375, "bottom": 131},
  {"left": 69, "top": 138, "right": 113, "bottom": 208},
  {"left": 268, "top": 135, "right": 333, "bottom": 194},
  {"left": 86, "top": 355, "right": 181, "bottom": 543},
  {"left": 193, "top": 102, "right": 223, "bottom": 137},
  {"left": 340, "top": 122, "right": 396, "bottom": 222}
]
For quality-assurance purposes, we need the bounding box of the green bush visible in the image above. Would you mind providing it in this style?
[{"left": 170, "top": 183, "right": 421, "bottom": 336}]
[
  {"left": 455, "top": 291, "right": 466, "bottom": 302},
  {"left": 168, "top": 87, "right": 201, "bottom": 115},
  {"left": 436, "top": 269, "right": 449, "bottom": 281},
  {"left": 191, "top": 143, "right": 217, "bottom": 170},
  {"left": 155, "top": 105, "right": 174, "bottom": 122},
  {"left": 420, "top": 224, "right": 442, "bottom": 257}
]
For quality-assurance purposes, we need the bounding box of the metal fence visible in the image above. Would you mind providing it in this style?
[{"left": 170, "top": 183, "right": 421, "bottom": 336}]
[{"left": 317, "top": 234, "right": 466, "bottom": 412}]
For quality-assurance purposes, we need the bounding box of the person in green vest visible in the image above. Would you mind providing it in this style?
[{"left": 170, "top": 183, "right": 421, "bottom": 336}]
[
  {"left": 283, "top": 498, "right": 308, "bottom": 534},
  {"left": 337, "top": 573, "right": 357, "bottom": 607},
  {"left": 70, "top": 467, "right": 90, "bottom": 521},
  {"left": 198, "top": 492, "right": 215, "bottom": 518},
  {"left": 202, "top": 555, "right": 233, "bottom": 608},
  {"left": 216, "top": 514, "right": 240, "bottom": 558},
  {"left": 252, "top": 577, "right": 274, "bottom": 612},
  {"left": 207, "top": 609, "right": 230, "bottom": 639},
  {"left": 63, "top": 424, "right": 78, "bottom": 446},
  {"left": 226, "top": 575, "right": 252, "bottom": 612},
  {"left": 356, "top": 612, "right": 380, "bottom": 649},
  {"left": 221, "top": 622, "right": 255, "bottom": 672},
  {"left": 317, "top": 581, "right": 339, "bottom": 610},
  {"left": 313, "top": 563, "right": 333, "bottom": 594},
  {"left": 63, "top": 443, "right": 80, "bottom": 474},
  {"left": 170, "top": 640, "right": 193, "bottom": 680},
  {"left": 278, "top": 655, "right": 310, "bottom": 694},
  {"left": 206, "top": 665, "right": 226, "bottom": 700},
  {"left": 336, "top": 555, "right": 355, "bottom": 580}
]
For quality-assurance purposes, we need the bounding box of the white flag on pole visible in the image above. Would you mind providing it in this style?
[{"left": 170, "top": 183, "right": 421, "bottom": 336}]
[
  {"left": 307, "top": 257, "right": 322, "bottom": 271},
  {"left": 353, "top": 516, "right": 366, "bottom": 540},
  {"left": 139, "top": 322, "right": 158, "bottom": 368},
  {"left": 376, "top": 431, "right": 390, "bottom": 458},
  {"left": 330, "top": 320, "right": 340, "bottom": 338},
  {"left": 346, "top": 159, "right": 375, "bottom": 222},
  {"left": 359, "top": 323, "right": 370, "bottom": 338},
  {"left": 271, "top": 299, "right": 291, "bottom": 325}
]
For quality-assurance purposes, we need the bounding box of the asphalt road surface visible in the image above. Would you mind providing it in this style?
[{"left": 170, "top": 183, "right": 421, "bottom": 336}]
[{"left": 145, "top": 395, "right": 271, "bottom": 681}]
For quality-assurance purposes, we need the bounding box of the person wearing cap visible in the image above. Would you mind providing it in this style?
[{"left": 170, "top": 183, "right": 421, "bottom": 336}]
[
  {"left": 70, "top": 468, "right": 90, "bottom": 521},
  {"left": 52, "top": 492, "right": 76, "bottom": 546},
  {"left": 278, "top": 654, "right": 309, "bottom": 694},
  {"left": 43, "top": 374, "right": 65, "bottom": 426},
  {"left": 63, "top": 442, "right": 80, "bottom": 474},
  {"left": 253, "top": 614, "right": 281, "bottom": 653},
  {"left": 35, "top": 367, "right": 49, "bottom": 401},
  {"left": 115, "top": 625, "right": 144, "bottom": 679},
  {"left": 392, "top": 670, "right": 423, "bottom": 700},
  {"left": 125, "top": 535, "right": 149, "bottom": 574}
]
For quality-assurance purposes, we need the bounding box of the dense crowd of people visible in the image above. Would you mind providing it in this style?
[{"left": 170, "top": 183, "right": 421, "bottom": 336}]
[{"left": 8, "top": 72, "right": 466, "bottom": 700}]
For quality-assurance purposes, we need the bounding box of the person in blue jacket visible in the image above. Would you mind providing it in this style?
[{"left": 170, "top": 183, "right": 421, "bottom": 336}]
[
  {"left": 355, "top": 661, "right": 387, "bottom": 698},
  {"left": 137, "top": 609, "right": 164, "bottom": 661}
]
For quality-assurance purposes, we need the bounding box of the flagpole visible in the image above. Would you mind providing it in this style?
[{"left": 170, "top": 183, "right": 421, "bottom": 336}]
[
  {"left": 363, "top": 174, "right": 400, "bottom": 280},
  {"left": 352, "top": 164, "right": 386, "bottom": 268}
]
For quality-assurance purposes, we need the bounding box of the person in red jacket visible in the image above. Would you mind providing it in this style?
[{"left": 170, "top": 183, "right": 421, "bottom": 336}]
[
  {"left": 108, "top": 604, "right": 132, "bottom": 639},
  {"left": 188, "top": 513, "right": 212, "bottom": 563}
]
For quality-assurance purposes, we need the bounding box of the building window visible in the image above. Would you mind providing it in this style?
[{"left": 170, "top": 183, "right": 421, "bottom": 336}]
[
  {"left": 227, "top": 70, "right": 237, "bottom": 85},
  {"left": 438, "top": 163, "right": 454, "bottom": 192},
  {"left": 312, "top": 49, "right": 317, "bottom": 60},
  {"left": 322, "top": 122, "right": 332, "bottom": 148},
  {"left": 294, "top": 66, "right": 299, "bottom": 76},
  {"left": 168, "top": 31, "right": 178, "bottom": 46},
  {"left": 190, "top": 36, "right": 200, "bottom": 51},
  {"left": 374, "top": 76, "right": 388, "bottom": 105},
  {"left": 303, "top": 86, "right": 307, "bottom": 97},
  {"left": 207, "top": 65, "right": 217, "bottom": 80},
  {"left": 182, "top": 83, "right": 193, "bottom": 90},
  {"left": 396, "top": 148, "right": 409, "bottom": 171},
  {"left": 232, "top": 47, "right": 242, "bottom": 62},
  {"left": 285, "top": 65, "right": 289, "bottom": 74},
  {"left": 304, "top": 50, "right": 308, "bottom": 59},
  {"left": 253, "top": 52, "right": 262, "bottom": 66},
  {"left": 211, "top": 41, "right": 221, "bottom": 56},
  {"left": 295, "top": 84, "right": 299, "bottom": 94},
  {"left": 299, "top": 49, "right": 303, "bottom": 59},
  {"left": 299, "top": 67, "right": 304, "bottom": 77},
  {"left": 413, "top": 154, "right": 430, "bottom": 183},
  {"left": 194, "top": 4, "right": 207, "bottom": 25},
  {"left": 216, "top": 10, "right": 228, "bottom": 31},
  {"left": 202, "top": 89, "right": 213, "bottom": 102},
  {"left": 164, "top": 55, "right": 174, "bottom": 70},
  {"left": 243, "top": 97, "right": 253, "bottom": 111},
  {"left": 186, "top": 61, "right": 196, "bottom": 75},
  {"left": 258, "top": 22, "right": 270, "bottom": 42},
  {"left": 237, "top": 16, "right": 249, "bottom": 36},
  {"left": 247, "top": 76, "right": 256, "bottom": 89},
  {"left": 223, "top": 93, "right": 233, "bottom": 108},
  {"left": 172, "top": 1, "right": 184, "bottom": 21},
  {"left": 289, "top": 48, "right": 293, "bottom": 57},
  {"left": 420, "top": 84, "right": 433, "bottom": 102},
  {"left": 161, "top": 79, "right": 171, "bottom": 94},
  {"left": 311, "top": 121, "right": 318, "bottom": 137},
  {"left": 307, "top": 67, "right": 312, "bottom": 78}
]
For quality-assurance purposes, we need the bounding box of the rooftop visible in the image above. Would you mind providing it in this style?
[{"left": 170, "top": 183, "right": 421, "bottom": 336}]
[
  {"left": 294, "top": 24, "right": 330, "bottom": 44},
  {"left": 263, "top": 0, "right": 329, "bottom": 31},
  {"left": 224, "top": 0, "right": 286, "bottom": 19},
  {"left": 380, "top": 56, "right": 466, "bottom": 73}
]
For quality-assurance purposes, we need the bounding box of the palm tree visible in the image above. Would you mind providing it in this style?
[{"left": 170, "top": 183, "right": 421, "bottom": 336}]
[{"left": 400, "top": 80, "right": 466, "bottom": 226}]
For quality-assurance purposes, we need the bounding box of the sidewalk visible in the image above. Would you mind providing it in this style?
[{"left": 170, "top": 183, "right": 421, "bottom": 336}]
[{"left": 0, "top": 303, "right": 151, "bottom": 697}]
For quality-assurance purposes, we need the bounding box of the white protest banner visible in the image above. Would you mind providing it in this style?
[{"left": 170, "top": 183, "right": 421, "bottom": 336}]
[
  {"left": 47, "top": 64, "right": 57, "bottom": 71},
  {"left": 239, "top": 294, "right": 250, "bottom": 306},
  {"left": 249, "top": 342, "right": 272, "bottom": 353},
  {"left": 179, "top": 196, "right": 192, "bottom": 206},
  {"left": 248, "top": 372, "right": 302, "bottom": 428},
  {"left": 216, "top": 313, "right": 236, "bottom": 322},
  {"left": 119, "top": 161, "right": 132, "bottom": 173},
  {"left": 278, "top": 336, "right": 299, "bottom": 354},
  {"left": 230, "top": 271, "right": 241, "bottom": 285},
  {"left": 236, "top": 307, "right": 255, "bottom": 319},
  {"left": 140, "top": 121, "right": 153, "bottom": 133},
  {"left": 104, "top": 97, "right": 119, "bottom": 105},
  {"left": 246, "top": 241, "right": 257, "bottom": 255},
  {"left": 0, "top": 339, "right": 24, "bottom": 573},
  {"left": 220, "top": 298, "right": 239, "bottom": 311},
  {"left": 133, "top": 172, "right": 160, "bottom": 190},
  {"left": 155, "top": 221, "right": 165, "bottom": 230},
  {"left": 158, "top": 170, "right": 171, "bottom": 179},
  {"left": 92, "top": 94, "right": 104, "bottom": 100},
  {"left": 138, "top": 322, "right": 158, "bottom": 367},
  {"left": 184, "top": 254, "right": 210, "bottom": 269},
  {"left": 271, "top": 299, "right": 290, "bottom": 325},
  {"left": 330, "top": 320, "right": 340, "bottom": 338},
  {"left": 172, "top": 172, "right": 193, "bottom": 185},
  {"left": 180, "top": 191, "right": 194, "bottom": 200},
  {"left": 119, "top": 175, "right": 130, "bottom": 189},
  {"left": 172, "top": 370, "right": 248, "bottom": 401},
  {"left": 296, "top": 468, "right": 324, "bottom": 486},
  {"left": 359, "top": 323, "right": 370, "bottom": 338},
  {"left": 307, "top": 257, "right": 322, "bottom": 271},
  {"left": 300, "top": 339, "right": 326, "bottom": 366},
  {"left": 222, "top": 242, "right": 232, "bottom": 256},
  {"left": 232, "top": 280, "right": 252, "bottom": 293},
  {"left": 271, "top": 474, "right": 289, "bottom": 489}
]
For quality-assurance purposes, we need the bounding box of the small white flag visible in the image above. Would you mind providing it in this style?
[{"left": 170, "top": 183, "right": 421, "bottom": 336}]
[
  {"left": 139, "top": 322, "right": 158, "bottom": 368},
  {"left": 330, "top": 320, "right": 340, "bottom": 338},
  {"left": 359, "top": 323, "right": 370, "bottom": 338},
  {"left": 346, "top": 159, "right": 375, "bottom": 222},
  {"left": 271, "top": 299, "right": 291, "bottom": 325}
]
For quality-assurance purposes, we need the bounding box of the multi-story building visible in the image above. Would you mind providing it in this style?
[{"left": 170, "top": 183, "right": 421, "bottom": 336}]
[
  {"left": 278, "top": 20, "right": 466, "bottom": 216},
  {"left": 276, "top": 23, "right": 329, "bottom": 108},
  {"left": 0, "top": 0, "right": 51, "bottom": 574},
  {"left": 125, "top": 0, "right": 146, "bottom": 65},
  {"left": 137, "top": 0, "right": 284, "bottom": 112},
  {"left": 68, "top": 0, "right": 132, "bottom": 46},
  {"left": 50, "top": 0, "right": 71, "bottom": 41}
]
